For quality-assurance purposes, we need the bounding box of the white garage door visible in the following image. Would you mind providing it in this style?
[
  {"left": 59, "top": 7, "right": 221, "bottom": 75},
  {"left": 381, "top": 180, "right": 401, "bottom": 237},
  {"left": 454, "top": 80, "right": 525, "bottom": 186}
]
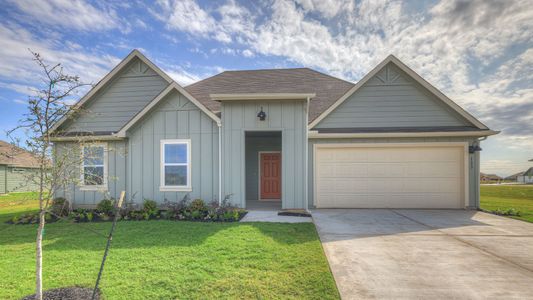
[{"left": 314, "top": 144, "right": 466, "bottom": 208}]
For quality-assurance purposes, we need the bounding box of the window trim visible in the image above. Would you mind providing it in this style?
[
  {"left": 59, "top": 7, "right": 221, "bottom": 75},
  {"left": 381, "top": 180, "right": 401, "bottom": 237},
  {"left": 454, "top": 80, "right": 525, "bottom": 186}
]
[
  {"left": 80, "top": 143, "right": 108, "bottom": 191},
  {"left": 160, "top": 139, "right": 192, "bottom": 192}
]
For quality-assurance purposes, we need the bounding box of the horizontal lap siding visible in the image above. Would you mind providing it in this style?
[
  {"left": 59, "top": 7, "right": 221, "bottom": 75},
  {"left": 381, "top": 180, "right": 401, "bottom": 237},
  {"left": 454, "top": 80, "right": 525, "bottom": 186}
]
[
  {"left": 308, "top": 137, "right": 480, "bottom": 209},
  {"left": 63, "top": 57, "right": 168, "bottom": 133},
  {"left": 0, "top": 165, "right": 6, "bottom": 194},
  {"left": 128, "top": 90, "right": 219, "bottom": 204}
]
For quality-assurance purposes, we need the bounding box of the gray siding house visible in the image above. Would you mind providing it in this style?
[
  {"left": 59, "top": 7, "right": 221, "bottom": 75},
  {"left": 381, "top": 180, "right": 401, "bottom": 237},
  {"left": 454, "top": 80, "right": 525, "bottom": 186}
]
[
  {"left": 0, "top": 140, "right": 40, "bottom": 194},
  {"left": 51, "top": 50, "right": 498, "bottom": 210}
]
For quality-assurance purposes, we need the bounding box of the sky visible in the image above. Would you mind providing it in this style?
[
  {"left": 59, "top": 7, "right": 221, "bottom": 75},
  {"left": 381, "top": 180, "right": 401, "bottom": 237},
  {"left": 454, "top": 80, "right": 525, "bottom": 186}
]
[{"left": 0, "top": 0, "right": 532, "bottom": 177}]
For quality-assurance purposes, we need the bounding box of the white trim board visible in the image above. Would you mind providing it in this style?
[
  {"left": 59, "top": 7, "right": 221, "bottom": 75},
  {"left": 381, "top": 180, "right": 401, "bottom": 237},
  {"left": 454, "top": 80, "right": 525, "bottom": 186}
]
[
  {"left": 211, "top": 93, "right": 315, "bottom": 101},
  {"left": 116, "top": 82, "right": 221, "bottom": 137},
  {"left": 308, "top": 54, "right": 490, "bottom": 130},
  {"left": 308, "top": 130, "right": 499, "bottom": 139},
  {"left": 50, "top": 49, "right": 173, "bottom": 134},
  {"left": 159, "top": 139, "right": 192, "bottom": 192}
]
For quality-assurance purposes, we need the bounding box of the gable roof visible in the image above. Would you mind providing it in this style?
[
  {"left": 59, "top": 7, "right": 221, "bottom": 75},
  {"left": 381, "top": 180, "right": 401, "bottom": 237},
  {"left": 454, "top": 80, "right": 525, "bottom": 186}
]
[
  {"left": 115, "top": 82, "right": 221, "bottom": 137},
  {"left": 524, "top": 167, "right": 533, "bottom": 177},
  {"left": 50, "top": 49, "right": 173, "bottom": 134},
  {"left": 184, "top": 68, "right": 355, "bottom": 122},
  {"left": 308, "top": 55, "right": 489, "bottom": 130},
  {"left": 0, "top": 140, "right": 40, "bottom": 168}
]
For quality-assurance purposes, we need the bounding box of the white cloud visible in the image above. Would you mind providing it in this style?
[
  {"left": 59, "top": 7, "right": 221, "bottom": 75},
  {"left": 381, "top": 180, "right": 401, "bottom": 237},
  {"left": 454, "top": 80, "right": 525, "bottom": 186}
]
[
  {"left": 13, "top": 99, "right": 27, "bottom": 105},
  {"left": 242, "top": 49, "right": 254, "bottom": 57},
  {"left": 7, "top": 0, "right": 121, "bottom": 31},
  {"left": 0, "top": 22, "right": 120, "bottom": 95},
  {"left": 153, "top": 0, "right": 533, "bottom": 175},
  {"left": 156, "top": 0, "right": 216, "bottom": 35}
]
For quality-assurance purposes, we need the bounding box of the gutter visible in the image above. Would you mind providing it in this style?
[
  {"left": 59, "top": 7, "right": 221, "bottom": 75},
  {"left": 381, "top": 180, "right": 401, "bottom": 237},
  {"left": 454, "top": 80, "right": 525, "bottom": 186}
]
[
  {"left": 308, "top": 130, "right": 500, "bottom": 139},
  {"left": 218, "top": 123, "right": 222, "bottom": 206},
  {"left": 50, "top": 135, "right": 126, "bottom": 142}
]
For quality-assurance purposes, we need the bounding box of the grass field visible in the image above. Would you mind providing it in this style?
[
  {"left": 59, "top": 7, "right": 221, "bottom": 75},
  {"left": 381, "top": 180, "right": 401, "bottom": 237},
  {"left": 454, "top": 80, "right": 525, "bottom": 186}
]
[
  {"left": 0, "top": 193, "right": 338, "bottom": 299},
  {"left": 480, "top": 185, "right": 533, "bottom": 223}
]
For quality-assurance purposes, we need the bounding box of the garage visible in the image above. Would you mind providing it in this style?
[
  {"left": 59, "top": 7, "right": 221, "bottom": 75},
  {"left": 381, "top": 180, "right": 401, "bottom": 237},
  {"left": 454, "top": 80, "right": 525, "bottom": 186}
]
[{"left": 314, "top": 143, "right": 467, "bottom": 208}]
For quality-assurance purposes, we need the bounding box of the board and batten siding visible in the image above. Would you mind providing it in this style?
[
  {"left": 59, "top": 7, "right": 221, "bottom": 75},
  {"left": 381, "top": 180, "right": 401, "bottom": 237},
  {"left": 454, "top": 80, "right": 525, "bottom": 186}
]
[
  {"left": 54, "top": 141, "right": 127, "bottom": 207},
  {"left": 127, "top": 89, "right": 219, "bottom": 204},
  {"left": 314, "top": 63, "right": 471, "bottom": 129},
  {"left": 221, "top": 100, "right": 307, "bottom": 209},
  {"left": 245, "top": 135, "right": 281, "bottom": 200},
  {"left": 0, "top": 165, "right": 6, "bottom": 194},
  {"left": 62, "top": 57, "right": 169, "bottom": 133},
  {"left": 308, "top": 137, "right": 481, "bottom": 209}
]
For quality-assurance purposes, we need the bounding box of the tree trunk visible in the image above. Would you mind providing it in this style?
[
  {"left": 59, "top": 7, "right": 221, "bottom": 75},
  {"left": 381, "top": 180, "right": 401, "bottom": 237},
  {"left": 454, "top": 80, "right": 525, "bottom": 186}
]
[{"left": 35, "top": 210, "right": 45, "bottom": 300}]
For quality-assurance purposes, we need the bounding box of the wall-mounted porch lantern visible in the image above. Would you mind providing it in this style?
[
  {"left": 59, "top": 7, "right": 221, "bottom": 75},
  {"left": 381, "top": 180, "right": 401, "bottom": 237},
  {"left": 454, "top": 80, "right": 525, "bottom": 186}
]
[
  {"left": 257, "top": 107, "right": 266, "bottom": 121},
  {"left": 468, "top": 145, "right": 482, "bottom": 153}
]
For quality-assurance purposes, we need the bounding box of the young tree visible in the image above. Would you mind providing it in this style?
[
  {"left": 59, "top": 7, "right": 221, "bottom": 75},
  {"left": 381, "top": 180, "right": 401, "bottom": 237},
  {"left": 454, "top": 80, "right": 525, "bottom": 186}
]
[{"left": 8, "top": 51, "right": 89, "bottom": 300}]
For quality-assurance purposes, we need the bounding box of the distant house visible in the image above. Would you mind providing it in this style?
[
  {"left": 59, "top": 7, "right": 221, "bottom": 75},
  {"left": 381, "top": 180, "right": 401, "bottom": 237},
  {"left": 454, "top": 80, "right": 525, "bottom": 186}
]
[
  {"left": 505, "top": 171, "right": 525, "bottom": 181},
  {"left": 517, "top": 167, "right": 533, "bottom": 184},
  {"left": 0, "top": 140, "right": 40, "bottom": 194},
  {"left": 480, "top": 173, "right": 502, "bottom": 182}
]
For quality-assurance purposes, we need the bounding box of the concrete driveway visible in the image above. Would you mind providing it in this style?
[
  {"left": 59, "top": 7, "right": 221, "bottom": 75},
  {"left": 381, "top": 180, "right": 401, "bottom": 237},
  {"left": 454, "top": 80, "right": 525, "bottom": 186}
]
[{"left": 313, "top": 209, "right": 533, "bottom": 299}]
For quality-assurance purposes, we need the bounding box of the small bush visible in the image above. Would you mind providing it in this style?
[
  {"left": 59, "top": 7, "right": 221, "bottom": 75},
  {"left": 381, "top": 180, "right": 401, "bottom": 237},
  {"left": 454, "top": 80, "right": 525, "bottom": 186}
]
[
  {"left": 96, "top": 199, "right": 115, "bottom": 214},
  {"left": 143, "top": 199, "right": 158, "bottom": 217},
  {"left": 189, "top": 199, "right": 207, "bottom": 212}
]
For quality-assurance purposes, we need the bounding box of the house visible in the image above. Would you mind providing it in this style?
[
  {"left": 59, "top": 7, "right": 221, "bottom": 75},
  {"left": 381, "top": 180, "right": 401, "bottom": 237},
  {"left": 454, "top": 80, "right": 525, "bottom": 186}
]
[
  {"left": 504, "top": 171, "right": 524, "bottom": 181},
  {"left": 517, "top": 167, "right": 533, "bottom": 184},
  {"left": 480, "top": 173, "right": 502, "bottom": 182},
  {"left": 50, "top": 50, "right": 498, "bottom": 210},
  {"left": 0, "top": 140, "right": 40, "bottom": 194}
]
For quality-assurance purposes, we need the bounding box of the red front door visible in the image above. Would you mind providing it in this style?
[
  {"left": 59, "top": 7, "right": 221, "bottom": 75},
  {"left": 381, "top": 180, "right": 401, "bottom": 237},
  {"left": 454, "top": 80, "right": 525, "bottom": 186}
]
[{"left": 260, "top": 152, "right": 281, "bottom": 199}]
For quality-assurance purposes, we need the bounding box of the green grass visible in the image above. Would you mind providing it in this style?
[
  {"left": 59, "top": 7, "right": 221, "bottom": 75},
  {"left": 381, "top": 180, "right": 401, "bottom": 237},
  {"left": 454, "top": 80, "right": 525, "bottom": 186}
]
[
  {"left": 480, "top": 185, "right": 533, "bottom": 223},
  {"left": 0, "top": 193, "right": 338, "bottom": 299}
]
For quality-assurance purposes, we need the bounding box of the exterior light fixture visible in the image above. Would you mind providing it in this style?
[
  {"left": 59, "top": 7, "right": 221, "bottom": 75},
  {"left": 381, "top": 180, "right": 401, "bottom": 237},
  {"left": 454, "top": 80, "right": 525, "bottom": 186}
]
[
  {"left": 257, "top": 107, "right": 266, "bottom": 121},
  {"left": 468, "top": 145, "right": 482, "bottom": 153}
]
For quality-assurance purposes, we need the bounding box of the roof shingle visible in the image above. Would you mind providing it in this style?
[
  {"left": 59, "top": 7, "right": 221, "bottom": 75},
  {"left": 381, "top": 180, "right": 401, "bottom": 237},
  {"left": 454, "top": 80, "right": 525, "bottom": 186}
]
[
  {"left": 0, "top": 140, "right": 40, "bottom": 168},
  {"left": 184, "top": 68, "right": 355, "bottom": 123}
]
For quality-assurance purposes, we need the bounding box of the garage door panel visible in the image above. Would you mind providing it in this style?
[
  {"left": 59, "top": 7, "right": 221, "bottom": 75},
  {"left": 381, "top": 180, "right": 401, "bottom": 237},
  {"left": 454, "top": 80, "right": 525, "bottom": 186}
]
[{"left": 315, "top": 145, "right": 465, "bottom": 208}]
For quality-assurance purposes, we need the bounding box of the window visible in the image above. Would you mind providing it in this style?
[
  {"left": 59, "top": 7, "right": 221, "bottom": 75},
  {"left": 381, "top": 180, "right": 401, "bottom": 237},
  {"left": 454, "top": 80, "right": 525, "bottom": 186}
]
[
  {"left": 81, "top": 143, "right": 107, "bottom": 189},
  {"left": 160, "top": 139, "right": 191, "bottom": 191}
]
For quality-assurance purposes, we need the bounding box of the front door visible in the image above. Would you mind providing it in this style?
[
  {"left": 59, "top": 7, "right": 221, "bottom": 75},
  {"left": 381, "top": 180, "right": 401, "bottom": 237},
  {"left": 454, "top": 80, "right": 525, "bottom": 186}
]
[{"left": 260, "top": 152, "right": 281, "bottom": 199}]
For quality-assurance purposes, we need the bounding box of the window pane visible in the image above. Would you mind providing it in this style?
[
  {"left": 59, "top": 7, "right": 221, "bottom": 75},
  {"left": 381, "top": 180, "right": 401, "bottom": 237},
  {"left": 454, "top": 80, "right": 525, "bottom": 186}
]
[
  {"left": 165, "top": 166, "right": 187, "bottom": 186},
  {"left": 84, "top": 146, "right": 104, "bottom": 165},
  {"left": 165, "top": 144, "right": 187, "bottom": 163},
  {"left": 84, "top": 166, "right": 104, "bottom": 185}
]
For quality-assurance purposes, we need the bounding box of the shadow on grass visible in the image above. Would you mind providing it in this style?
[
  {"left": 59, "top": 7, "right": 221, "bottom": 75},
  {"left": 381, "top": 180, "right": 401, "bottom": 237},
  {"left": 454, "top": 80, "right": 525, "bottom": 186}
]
[{"left": 0, "top": 220, "right": 319, "bottom": 250}]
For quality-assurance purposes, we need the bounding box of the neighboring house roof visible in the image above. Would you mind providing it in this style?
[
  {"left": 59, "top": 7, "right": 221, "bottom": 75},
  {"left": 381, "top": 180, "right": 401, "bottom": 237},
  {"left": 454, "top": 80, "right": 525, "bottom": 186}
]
[
  {"left": 480, "top": 173, "right": 502, "bottom": 180},
  {"left": 505, "top": 171, "right": 525, "bottom": 180},
  {"left": 0, "top": 140, "right": 40, "bottom": 168},
  {"left": 523, "top": 167, "right": 533, "bottom": 177},
  {"left": 184, "top": 68, "right": 355, "bottom": 122}
]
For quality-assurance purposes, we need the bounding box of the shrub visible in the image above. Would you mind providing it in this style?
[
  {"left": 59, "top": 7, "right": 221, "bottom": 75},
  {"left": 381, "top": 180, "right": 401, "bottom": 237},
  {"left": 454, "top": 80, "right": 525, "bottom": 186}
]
[
  {"left": 97, "top": 198, "right": 115, "bottom": 214},
  {"left": 143, "top": 199, "right": 158, "bottom": 217},
  {"left": 189, "top": 199, "right": 207, "bottom": 212}
]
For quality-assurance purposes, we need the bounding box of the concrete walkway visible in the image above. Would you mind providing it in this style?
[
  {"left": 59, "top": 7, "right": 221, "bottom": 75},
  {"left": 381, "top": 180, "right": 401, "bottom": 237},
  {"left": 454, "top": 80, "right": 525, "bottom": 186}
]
[
  {"left": 240, "top": 210, "right": 312, "bottom": 223},
  {"left": 313, "top": 209, "right": 533, "bottom": 300}
]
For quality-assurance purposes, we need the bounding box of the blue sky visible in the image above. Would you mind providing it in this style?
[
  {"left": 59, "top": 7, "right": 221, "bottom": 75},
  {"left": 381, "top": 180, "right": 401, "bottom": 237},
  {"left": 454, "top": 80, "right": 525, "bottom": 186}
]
[{"left": 0, "top": 0, "right": 532, "bottom": 176}]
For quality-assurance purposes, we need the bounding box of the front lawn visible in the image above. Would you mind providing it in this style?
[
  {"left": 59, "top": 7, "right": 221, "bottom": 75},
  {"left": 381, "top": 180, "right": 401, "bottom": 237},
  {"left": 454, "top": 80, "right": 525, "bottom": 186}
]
[
  {"left": 0, "top": 194, "right": 338, "bottom": 299},
  {"left": 480, "top": 185, "right": 533, "bottom": 223}
]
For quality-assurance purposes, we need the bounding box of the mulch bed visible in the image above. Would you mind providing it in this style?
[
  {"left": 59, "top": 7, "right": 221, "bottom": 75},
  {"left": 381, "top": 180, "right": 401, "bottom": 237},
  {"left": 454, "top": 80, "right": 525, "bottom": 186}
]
[{"left": 22, "top": 287, "right": 99, "bottom": 300}]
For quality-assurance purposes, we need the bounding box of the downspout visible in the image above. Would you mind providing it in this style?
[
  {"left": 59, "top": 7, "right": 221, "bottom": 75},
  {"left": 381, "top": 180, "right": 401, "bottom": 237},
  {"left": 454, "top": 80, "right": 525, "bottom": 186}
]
[
  {"left": 218, "top": 122, "right": 222, "bottom": 206},
  {"left": 304, "top": 97, "right": 310, "bottom": 213},
  {"left": 474, "top": 136, "right": 487, "bottom": 208}
]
